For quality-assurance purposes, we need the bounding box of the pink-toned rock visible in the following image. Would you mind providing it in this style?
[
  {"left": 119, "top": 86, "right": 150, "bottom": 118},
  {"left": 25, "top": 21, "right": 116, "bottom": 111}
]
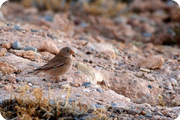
[
  {"left": 93, "top": 43, "right": 116, "bottom": 59},
  {"left": 10, "top": 50, "right": 24, "bottom": 56},
  {"left": 2, "top": 42, "right": 11, "bottom": 49},
  {"left": 172, "top": 94, "right": 180, "bottom": 106},
  {"left": 0, "top": 62, "right": 17, "bottom": 74},
  {"left": 23, "top": 51, "right": 41, "bottom": 62},
  {"left": 10, "top": 50, "right": 41, "bottom": 62},
  {"left": 0, "top": 48, "right": 7, "bottom": 56},
  {"left": 74, "top": 61, "right": 103, "bottom": 84},
  {"left": 104, "top": 71, "right": 162, "bottom": 105},
  {"left": 136, "top": 55, "right": 164, "bottom": 69},
  {"left": 6, "top": 74, "right": 16, "bottom": 83},
  {"left": 51, "top": 14, "right": 74, "bottom": 37},
  {"left": 38, "top": 40, "right": 59, "bottom": 55}
]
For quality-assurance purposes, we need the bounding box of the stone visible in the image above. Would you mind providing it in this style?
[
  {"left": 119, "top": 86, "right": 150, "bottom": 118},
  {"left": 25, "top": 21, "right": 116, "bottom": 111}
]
[
  {"left": 92, "top": 43, "right": 116, "bottom": 59},
  {"left": 11, "top": 41, "right": 22, "bottom": 50},
  {"left": 38, "top": 40, "right": 59, "bottom": 55},
  {"left": 0, "top": 48, "right": 7, "bottom": 56},
  {"left": 170, "top": 78, "right": 177, "bottom": 86},
  {"left": 82, "top": 82, "right": 91, "bottom": 88},
  {"left": 96, "top": 88, "right": 103, "bottom": 93},
  {"left": 172, "top": 94, "right": 180, "bottom": 106},
  {"left": 108, "top": 72, "right": 162, "bottom": 105},
  {"left": 6, "top": 74, "right": 16, "bottom": 83},
  {"left": 13, "top": 25, "right": 21, "bottom": 30},
  {"left": 0, "top": 62, "right": 17, "bottom": 75},
  {"left": 0, "top": 11, "right": 5, "bottom": 21},
  {"left": 23, "top": 51, "right": 41, "bottom": 62},
  {"left": 136, "top": 55, "right": 164, "bottom": 69},
  {"left": 2, "top": 42, "right": 11, "bottom": 49},
  {"left": 23, "top": 46, "right": 37, "bottom": 52},
  {"left": 177, "top": 75, "right": 180, "bottom": 81},
  {"left": 94, "top": 104, "right": 106, "bottom": 112},
  {"left": 74, "top": 61, "right": 103, "bottom": 84}
]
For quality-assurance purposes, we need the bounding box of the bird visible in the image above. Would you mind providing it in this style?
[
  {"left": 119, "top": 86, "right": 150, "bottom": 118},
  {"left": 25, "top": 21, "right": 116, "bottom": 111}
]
[{"left": 29, "top": 47, "right": 74, "bottom": 81}]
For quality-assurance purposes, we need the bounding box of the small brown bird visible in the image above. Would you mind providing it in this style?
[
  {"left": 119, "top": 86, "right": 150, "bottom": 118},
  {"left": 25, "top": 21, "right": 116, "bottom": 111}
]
[{"left": 30, "top": 47, "right": 74, "bottom": 80}]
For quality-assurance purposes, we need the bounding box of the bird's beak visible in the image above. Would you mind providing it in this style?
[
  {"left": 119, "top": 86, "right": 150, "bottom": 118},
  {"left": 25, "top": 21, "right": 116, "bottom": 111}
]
[{"left": 70, "top": 50, "right": 74, "bottom": 55}]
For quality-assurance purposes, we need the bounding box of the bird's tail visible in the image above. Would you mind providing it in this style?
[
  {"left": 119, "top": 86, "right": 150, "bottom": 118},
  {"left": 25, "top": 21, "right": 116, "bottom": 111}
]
[{"left": 28, "top": 69, "right": 41, "bottom": 74}]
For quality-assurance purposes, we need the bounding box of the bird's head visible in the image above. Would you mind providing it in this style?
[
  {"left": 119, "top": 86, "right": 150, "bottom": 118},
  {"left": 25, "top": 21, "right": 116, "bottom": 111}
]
[{"left": 59, "top": 47, "right": 74, "bottom": 57}]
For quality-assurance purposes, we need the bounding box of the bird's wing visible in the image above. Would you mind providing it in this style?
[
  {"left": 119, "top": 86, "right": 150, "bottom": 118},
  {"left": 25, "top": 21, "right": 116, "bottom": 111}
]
[{"left": 35, "top": 56, "right": 67, "bottom": 71}]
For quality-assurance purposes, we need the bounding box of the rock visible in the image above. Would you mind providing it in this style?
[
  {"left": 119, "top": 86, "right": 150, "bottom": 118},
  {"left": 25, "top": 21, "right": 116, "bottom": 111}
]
[
  {"left": 140, "top": 68, "right": 151, "bottom": 73},
  {"left": 74, "top": 61, "right": 103, "bottom": 84},
  {"left": 0, "top": 62, "right": 17, "bottom": 75},
  {"left": 23, "top": 7, "right": 38, "bottom": 14},
  {"left": 177, "top": 75, "right": 180, "bottom": 81},
  {"left": 146, "top": 113, "right": 152, "bottom": 117},
  {"left": 6, "top": 74, "right": 16, "bottom": 83},
  {"left": 11, "top": 41, "right": 22, "bottom": 50},
  {"left": 114, "top": 17, "right": 127, "bottom": 24},
  {"left": 51, "top": 14, "right": 74, "bottom": 37},
  {"left": 38, "top": 40, "right": 59, "bottom": 54},
  {"left": 136, "top": 55, "right": 164, "bottom": 69},
  {"left": 92, "top": 43, "right": 116, "bottom": 59},
  {"left": 28, "top": 82, "right": 33, "bottom": 87},
  {"left": 144, "top": 73, "right": 155, "bottom": 81},
  {"left": 0, "top": 48, "right": 7, "bottom": 56},
  {"left": 2, "top": 42, "right": 11, "bottom": 49},
  {"left": 172, "top": 94, "right": 180, "bottom": 106},
  {"left": 10, "top": 50, "right": 24, "bottom": 56},
  {"left": 10, "top": 49, "right": 41, "bottom": 61},
  {"left": 109, "top": 72, "right": 162, "bottom": 105},
  {"left": 170, "top": 78, "right": 177, "bottom": 86},
  {"left": 23, "top": 46, "right": 37, "bottom": 52},
  {"left": 16, "top": 78, "right": 21, "bottom": 83},
  {"left": 94, "top": 104, "right": 106, "bottom": 112},
  {"left": 0, "top": 11, "right": 5, "bottom": 21},
  {"left": 82, "top": 82, "right": 91, "bottom": 88},
  {"left": 23, "top": 51, "right": 41, "bottom": 61},
  {"left": 96, "top": 88, "right": 103, "bottom": 93},
  {"left": 13, "top": 25, "right": 21, "bottom": 30}
]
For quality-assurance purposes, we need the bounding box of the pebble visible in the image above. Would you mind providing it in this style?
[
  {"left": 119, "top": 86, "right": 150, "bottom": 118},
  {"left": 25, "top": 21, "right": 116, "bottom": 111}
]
[
  {"left": 2, "top": 42, "right": 11, "bottom": 49},
  {"left": 142, "top": 32, "right": 152, "bottom": 37},
  {"left": 140, "top": 68, "right": 151, "bottom": 73},
  {"left": 32, "top": 85, "right": 40, "bottom": 88},
  {"left": 94, "top": 104, "right": 106, "bottom": 111},
  {"left": 11, "top": 41, "right": 21, "bottom": 50},
  {"left": 88, "top": 104, "right": 96, "bottom": 112},
  {"left": 69, "top": 98, "right": 76, "bottom": 104},
  {"left": 170, "top": 78, "right": 177, "bottom": 86},
  {"left": 16, "top": 78, "right": 21, "bottom": 83},
  {"left": 28, "top": 82, "right": 33, "bottom": 87},
  {"left": 0, "top": 48, "right": 7, "bottom": 56},
  {"left": 23, "top": 46, "right": 37, "bottom": 52},
  {"left": 96, "top": 88, "right": 103, "bottom": 93},
  {"left": 44, "top": 14, "right": 53, "bottom": 21},
  {"left": 82, "top": 82, "right": 91, "bottom": 88},
  {"left": 148, "top": 85, "right": 152, "bottom": 89},
  {"left": 83, "top": 59, "right": 89, "bottom": 63},
  {"left": 145, "top": 113, "right": 152, "bottom": 117},
  {"left": 30, "top": 29, "right": 38, "bottom": 32},
  {"left": 13, "top": 25, "right": 21, "bottom": 30},
  {"left": 76, "top": 94, "right": 81, "bottom": 97},
  {"left": 177, "top": 75, "right": 180, "bottom": 81},
  {"left": 0, "top": 85, "right": 5, "bottom": 88}
]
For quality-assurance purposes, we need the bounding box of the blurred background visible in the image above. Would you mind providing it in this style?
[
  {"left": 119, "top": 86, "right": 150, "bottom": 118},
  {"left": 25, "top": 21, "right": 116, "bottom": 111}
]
[{"left": 1, "top": 0, "right": 180, "bottom": 46}]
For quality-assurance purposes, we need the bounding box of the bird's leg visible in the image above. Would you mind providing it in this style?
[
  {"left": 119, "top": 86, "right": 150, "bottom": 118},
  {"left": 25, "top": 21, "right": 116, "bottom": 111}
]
[{"left": 56, "top": 76, "right": 62, "bottom": 82}]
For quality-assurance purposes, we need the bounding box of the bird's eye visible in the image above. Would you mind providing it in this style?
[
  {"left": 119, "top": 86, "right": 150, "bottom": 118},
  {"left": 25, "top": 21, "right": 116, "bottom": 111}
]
[{"left": 67, "top": 50, "right": 69, "bottom": 52}]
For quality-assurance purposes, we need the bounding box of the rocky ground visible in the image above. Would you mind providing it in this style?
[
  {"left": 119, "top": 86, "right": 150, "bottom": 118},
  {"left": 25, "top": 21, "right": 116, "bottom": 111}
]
[{"left": 0, "top": 0, "right": 180, "bottom": 119}]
